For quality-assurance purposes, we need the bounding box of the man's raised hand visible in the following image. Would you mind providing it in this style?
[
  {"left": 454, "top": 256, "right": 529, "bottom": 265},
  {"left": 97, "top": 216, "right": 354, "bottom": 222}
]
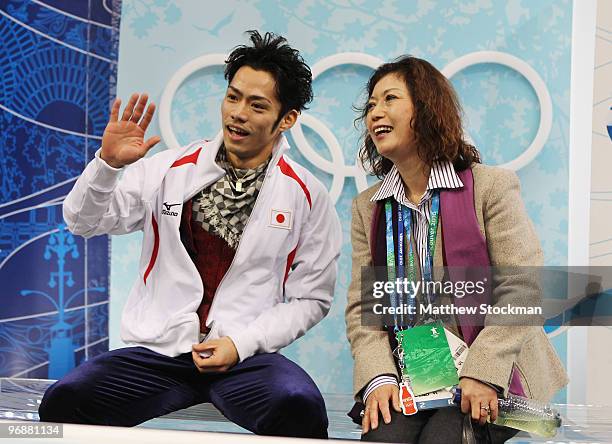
[{"left": 100, "top": 93, "right": 161, "bottom": 168}]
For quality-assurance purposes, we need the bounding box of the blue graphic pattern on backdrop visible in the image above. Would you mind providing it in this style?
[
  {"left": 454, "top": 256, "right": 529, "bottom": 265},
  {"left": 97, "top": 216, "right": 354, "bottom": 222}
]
[{"left": 0, "top": 0, "right": 121, "bottom": 379}]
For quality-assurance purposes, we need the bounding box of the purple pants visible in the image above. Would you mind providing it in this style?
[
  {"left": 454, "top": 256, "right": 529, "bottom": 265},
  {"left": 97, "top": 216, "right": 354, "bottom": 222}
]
[{"left": 38, "top": 347, "right": 328, "bottom": 438}]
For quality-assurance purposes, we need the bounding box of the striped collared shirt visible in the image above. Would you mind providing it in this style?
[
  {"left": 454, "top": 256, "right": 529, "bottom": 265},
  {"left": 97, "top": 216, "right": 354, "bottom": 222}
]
[{"left": 362, "top": 161, "right": 463, "bottom": 403}]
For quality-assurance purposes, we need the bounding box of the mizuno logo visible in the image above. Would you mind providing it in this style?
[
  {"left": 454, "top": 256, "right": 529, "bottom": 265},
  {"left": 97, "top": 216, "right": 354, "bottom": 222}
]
[{"left": 162, "top": 202, "right": 180, "bottom": 216}]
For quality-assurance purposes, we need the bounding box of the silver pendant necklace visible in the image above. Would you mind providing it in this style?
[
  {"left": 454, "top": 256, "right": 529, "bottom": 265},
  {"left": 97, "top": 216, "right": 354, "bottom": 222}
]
[{"left": 232, "top": 166, "right": 249, "bottom": 192}]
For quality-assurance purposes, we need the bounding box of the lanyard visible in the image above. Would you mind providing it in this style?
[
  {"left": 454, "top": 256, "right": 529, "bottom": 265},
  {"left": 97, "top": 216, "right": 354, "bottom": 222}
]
[
  {"left": 384, "top": 200, "right": 400, "bottom": 330},
  {"left": 384, "top": 191, "right": 440, "bottom": 330}
]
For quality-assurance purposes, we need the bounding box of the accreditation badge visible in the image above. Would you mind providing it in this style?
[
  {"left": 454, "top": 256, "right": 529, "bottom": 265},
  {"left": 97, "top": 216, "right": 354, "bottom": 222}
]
[
  {"left": 396, "top": 321, "right": 459, "bottom": 396},
  {"left": 444, "top": 328, "right": 469, "bottom": 373}
]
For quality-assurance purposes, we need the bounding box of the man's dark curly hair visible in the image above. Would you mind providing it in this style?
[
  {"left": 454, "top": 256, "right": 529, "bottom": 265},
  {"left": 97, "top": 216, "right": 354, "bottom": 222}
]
[{"left": 225, "top": 30, "right": 313, "bottom": 127}]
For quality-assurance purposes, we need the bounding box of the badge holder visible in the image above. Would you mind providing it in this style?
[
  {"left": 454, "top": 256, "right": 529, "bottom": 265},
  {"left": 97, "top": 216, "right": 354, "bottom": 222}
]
[{"left": 397, "top": 320, "right": 459, "bottom": 395}]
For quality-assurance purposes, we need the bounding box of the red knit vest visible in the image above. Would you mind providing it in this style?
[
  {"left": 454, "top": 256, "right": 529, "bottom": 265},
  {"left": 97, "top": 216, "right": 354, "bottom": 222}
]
[{"left": 180, "top": 200, "right": 236, "bottom": 333}]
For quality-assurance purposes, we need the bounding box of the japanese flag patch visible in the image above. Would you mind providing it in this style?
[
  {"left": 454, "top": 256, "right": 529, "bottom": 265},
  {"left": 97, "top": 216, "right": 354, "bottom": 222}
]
[{"left": 269, "top": 209, "right": 292, "bottom": 230}]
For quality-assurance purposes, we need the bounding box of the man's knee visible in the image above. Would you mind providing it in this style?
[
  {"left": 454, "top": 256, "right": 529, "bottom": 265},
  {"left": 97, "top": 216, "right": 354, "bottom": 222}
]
[
  {"left": 38, "top": 380, "right": 83, "bottom": 423},
  {"left": 38, "top": 356, "right": 104, "bottom": 424},
  {"left": 259, "top": 385, "right": 328, "bottom": 438}
]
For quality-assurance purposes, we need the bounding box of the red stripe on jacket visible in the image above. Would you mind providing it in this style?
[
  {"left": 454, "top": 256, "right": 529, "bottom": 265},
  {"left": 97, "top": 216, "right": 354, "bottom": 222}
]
[
  {"left": 143, "top": 213, "right": 159, "bottom": 284},
  {"left": 284, "top": 247, "right": 298, "bottom": 284},
  {"left": 277, "top": 156, "right": 311, "bottom": 209},
  {"left": 171, "top": 147, "right": 202, "bottom": 168}
]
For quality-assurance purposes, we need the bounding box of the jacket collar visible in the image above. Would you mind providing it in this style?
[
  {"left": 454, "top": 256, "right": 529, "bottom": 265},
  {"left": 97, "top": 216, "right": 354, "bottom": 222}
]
[
  {"left": 182, "top": 131, "right": 290, "bottom": 201},
  {"left": 206, "top": 130, "right": 290, "bottom": 177}
]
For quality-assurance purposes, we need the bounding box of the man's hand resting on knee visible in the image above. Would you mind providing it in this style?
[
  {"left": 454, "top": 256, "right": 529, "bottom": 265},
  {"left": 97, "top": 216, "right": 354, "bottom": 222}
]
[{"left": 192, "top": 337, "right": 239, "bottom": 373}]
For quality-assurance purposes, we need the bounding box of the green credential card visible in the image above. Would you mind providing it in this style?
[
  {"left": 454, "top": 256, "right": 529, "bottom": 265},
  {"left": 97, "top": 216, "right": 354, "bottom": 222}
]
[{"left": 397, "top": 321, "right": 459, "bottom": 396}]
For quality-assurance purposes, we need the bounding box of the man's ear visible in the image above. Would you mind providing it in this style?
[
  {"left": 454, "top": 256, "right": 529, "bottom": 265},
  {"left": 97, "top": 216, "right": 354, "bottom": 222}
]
[{"left": 277, "top": 110, "right": 299, "bottom": 133}]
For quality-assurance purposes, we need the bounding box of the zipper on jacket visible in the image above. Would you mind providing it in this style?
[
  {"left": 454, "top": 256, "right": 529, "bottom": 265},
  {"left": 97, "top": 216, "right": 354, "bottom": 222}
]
[{"left": 198, "top": 320, "right": 215, "bottom": 342}]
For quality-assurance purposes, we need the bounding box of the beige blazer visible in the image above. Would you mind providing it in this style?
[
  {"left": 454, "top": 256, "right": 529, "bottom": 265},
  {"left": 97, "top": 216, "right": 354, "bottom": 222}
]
[{"left": 345, "top": 163, "right": 569, "bottom": 402}]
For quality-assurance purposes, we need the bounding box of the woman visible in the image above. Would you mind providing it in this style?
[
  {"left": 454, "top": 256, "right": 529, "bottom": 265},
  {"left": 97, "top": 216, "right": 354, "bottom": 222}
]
[{"left": 345, "top": 56, "right": 568, "bottom": 443}]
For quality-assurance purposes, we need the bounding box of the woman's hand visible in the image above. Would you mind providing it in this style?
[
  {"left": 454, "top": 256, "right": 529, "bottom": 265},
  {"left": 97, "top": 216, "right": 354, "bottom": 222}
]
[
  {"left": 459, "top": 377, "right": 499, "bottom": 425},
  {"left": 362, "top": 384, "right": 401, "bottom": 434}
]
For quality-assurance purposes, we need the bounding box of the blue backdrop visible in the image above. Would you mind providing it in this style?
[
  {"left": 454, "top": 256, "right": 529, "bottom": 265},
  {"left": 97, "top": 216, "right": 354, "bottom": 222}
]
[{"left": 0, "top": 0, "right": 121, "bottom": 379}]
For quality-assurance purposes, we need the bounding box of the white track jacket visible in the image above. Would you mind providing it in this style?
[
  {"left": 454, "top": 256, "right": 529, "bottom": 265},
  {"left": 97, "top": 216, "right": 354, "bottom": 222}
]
[{"left": 63, "top": 132, "right": 342, "bottom": 361}]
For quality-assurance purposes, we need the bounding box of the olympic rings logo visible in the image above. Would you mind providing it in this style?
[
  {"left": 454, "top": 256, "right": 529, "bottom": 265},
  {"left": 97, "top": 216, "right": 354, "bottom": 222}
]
[{"left": 159, "top": 51, "right": 552, "bottom": 204}]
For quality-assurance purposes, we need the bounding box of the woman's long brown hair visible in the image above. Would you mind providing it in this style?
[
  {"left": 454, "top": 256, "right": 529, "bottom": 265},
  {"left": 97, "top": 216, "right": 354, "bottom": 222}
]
[{"left": 356, "top": 56, "right": 481, "bottom": 178}]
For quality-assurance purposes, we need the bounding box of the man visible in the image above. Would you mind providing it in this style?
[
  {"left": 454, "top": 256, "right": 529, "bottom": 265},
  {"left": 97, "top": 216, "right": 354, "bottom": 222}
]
[{"left": 39, "top": 31, "right": 341, "bottom": 439}]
